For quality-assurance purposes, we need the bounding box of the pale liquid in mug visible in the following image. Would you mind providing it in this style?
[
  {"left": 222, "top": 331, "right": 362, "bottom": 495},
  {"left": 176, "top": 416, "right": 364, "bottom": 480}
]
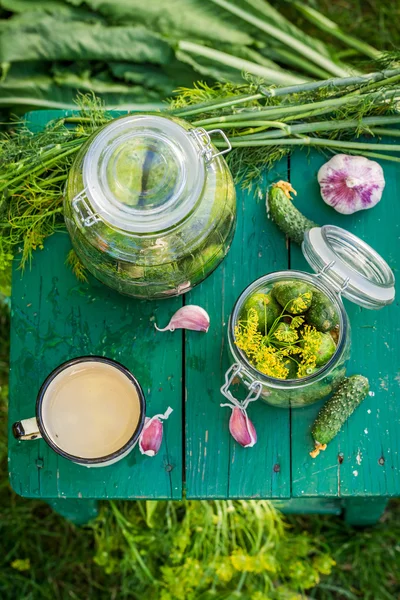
[{"left": 42, "top": 361, "right": 140, "bottom": 459}]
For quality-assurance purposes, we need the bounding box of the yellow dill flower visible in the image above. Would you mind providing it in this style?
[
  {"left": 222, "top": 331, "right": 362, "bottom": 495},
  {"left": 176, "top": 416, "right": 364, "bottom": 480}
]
[
  {"left": 300, "top": 325, "right": 322, "bottom": 359},
  {"left": 297, "top": 357, "right": 317, "bottom": 378},
  {"left": 234, "top": 307, "right": 263, "bottom": 359},
  {"left": 255, "top": 346, "right": 289, "bottom": 379},
  {"left": 290, "top": 315, "right": 304, "bottom": 330},
  {"left": 290, "top": 292, "right": 312, "bottom": 314},
  {"left": 280, "top": 346, "right": 301, "bottom": 357},
  {"left": 274, "top": 327, "right": 298, "bottom": 343}
]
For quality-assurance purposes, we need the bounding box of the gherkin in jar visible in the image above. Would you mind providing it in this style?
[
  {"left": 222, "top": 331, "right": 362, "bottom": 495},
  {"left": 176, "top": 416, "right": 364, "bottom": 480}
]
[{"left": 64, "top": 114, "right": 236, "bottom": 299}]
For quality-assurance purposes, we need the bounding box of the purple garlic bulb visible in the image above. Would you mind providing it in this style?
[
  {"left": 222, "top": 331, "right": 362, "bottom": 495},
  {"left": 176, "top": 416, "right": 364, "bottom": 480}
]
[{"left": 317, "top": 154, "right": 385, "bottom": 215}]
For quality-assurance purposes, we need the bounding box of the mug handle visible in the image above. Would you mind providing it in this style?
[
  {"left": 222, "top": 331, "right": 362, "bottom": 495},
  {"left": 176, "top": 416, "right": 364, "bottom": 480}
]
[{"left": 12, "top": 417, "right": 42, "bottom": 441}]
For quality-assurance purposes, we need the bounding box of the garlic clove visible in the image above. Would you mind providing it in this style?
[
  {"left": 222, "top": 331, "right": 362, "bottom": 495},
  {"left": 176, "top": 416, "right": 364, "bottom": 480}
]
[
  {"left": 155, "top": 305, "right": 210, "bottom": 332},
  {"left": 229, "top": 407, "right": 257, "bottom": 448},
  {"left": 139, "top": 406, "right": 173, "bottom": 457},
  {"left": 318, "top": 154, "right": 385, "bottom": 215}
]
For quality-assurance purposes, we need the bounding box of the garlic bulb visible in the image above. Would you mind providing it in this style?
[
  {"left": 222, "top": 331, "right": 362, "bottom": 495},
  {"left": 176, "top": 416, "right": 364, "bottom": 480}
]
[{"left": 318, "top": 154, "right": 385, "bottom": 215}]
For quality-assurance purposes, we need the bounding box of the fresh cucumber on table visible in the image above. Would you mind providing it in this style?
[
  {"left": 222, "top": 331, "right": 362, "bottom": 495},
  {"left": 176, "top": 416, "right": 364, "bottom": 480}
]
[
  {"left": 310, "top": 375, "right": 370, "bottom": 458},
  {"left": 267, "top": 180, "right": 318, "bottom": 245}
]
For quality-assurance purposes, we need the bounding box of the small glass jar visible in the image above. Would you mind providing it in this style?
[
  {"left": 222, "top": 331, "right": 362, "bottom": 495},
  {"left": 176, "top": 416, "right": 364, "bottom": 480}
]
[
  {"left": 64, "top": 114, "right": 236, "bottom": 299},
  {"left": 222, "top": 225, "right": 395, "bottom": 408}
]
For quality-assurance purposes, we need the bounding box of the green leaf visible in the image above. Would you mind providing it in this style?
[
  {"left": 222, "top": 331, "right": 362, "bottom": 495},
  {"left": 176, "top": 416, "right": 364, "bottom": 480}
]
[
  {"left": 209, "top": 0, "right": 353, "bottom": 77},
  {"left": 0, "top": 18, "right": 173, "bottom": 64},
  {"left": 177, "top": 41, "right": 305, "bottom": 85},
  {"left": 264, "top": 47, "right": 332, "bottom": 80},
  {"left": 176, "top": 49, "right": 245, "bottom": 84},
  {"left": 109, "top": 62, "right": 196, "bottom": 95},
  {"left": 64, "top": 0, "right": 255, "bottom": 46},
  {"left": 0, "top": 1, "right": 103, "bottom": 22},
  {"left": 241, "top": 0, "right": 333, "bottom": 58},
  {"left": 0, "top": 65, "right": 164, "bottom": 111},
  {"left": 53, "top": 69, "right": 161, "bottom": 100},
  {"left": 0, "top": 0, "right": 66, "bottom": 10}
]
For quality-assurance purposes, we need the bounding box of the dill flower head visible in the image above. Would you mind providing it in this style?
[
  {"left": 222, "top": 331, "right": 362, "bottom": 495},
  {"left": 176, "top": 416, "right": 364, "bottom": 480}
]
[
  {"left": 255, "top": 346, "right": 289, "bottom": 379},
  {"left": 290, "top": 292, "right": 313, "bottom": 314},
  {"left": 234, "top": 307, "right": 263, "bottom": 359}
]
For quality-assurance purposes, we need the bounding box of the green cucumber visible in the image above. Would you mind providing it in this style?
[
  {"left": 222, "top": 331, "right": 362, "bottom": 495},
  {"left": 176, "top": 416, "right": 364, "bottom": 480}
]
[
  {"left": 241, "top": 291, "right": 281, "bottom": 333},
  {"left": 310, "top": 375, "right": 370, "bottom": 457},
  {"left": 267, "top": 181, "right": 318, "bottom": 245},
  {"left": 314, "top": 331, "right": 336, "bottom": 367},
  {"left": 272, "top": 280, "right": 313, "bottom": 314},
  {"left": 306, "top": 290, "right": 339, "bottom": 333},
  {"left": 284, "top": 357, "right": 299, "bottom": 379}
]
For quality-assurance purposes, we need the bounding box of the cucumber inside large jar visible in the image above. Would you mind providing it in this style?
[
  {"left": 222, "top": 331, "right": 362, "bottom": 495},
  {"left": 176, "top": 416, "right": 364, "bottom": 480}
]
[
  {"left": 64, "top": 114, "right": 236, "bottom": 299},
  {"left": 234, "top": 277, "right": 341, "bottom": 381}
]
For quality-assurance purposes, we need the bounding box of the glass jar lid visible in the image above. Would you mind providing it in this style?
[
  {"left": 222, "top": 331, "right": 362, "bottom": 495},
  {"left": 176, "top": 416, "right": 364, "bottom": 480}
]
[
  {"left": 82, "top": 115, "right": 206, "bottom": 234},
  {"left": 302, "top": 225, "right": 395, "bottom": 309}
]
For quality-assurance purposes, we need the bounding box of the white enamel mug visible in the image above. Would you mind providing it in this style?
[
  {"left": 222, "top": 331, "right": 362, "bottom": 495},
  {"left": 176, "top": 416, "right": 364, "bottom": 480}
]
[{"left": 12, "top": 356, "right": 146, "bottom": 467}]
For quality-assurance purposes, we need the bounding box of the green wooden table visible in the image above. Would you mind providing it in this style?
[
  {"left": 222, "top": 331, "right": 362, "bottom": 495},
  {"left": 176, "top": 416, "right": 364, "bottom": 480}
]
[{"left": 8, "top": 111, "right": 400, "bottom": 525}]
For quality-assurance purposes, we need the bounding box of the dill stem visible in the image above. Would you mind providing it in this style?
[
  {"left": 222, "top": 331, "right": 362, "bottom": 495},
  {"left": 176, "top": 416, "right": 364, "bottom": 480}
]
[
  {"left": 192, "top": 88, "right": 400, "bottom": 126},
  {"left": 171, "top": 93, "right": 263, "bottom": 117},
  {"left": 2, "top": 138, "right": 83, "bottom": 177},
  {"left": 368, "top": 128, "right": 400, "bottom": 137},
  {"left": 259, "top": 68, "right": 400, "bottom": 97},
  {"left": 40, "top": 174, "right": 69, "bottom": 187},
  {"left": 334, "top": 149, "right": 400, "bottom": 163},
  {"left": 202, "top": 120, "right": 287, "bottom": 129},
  {"left": 171, "top": 69, "right": 400, "bottom": 119},
  {"left": 226, "top": 115, "right": 400, "bottom": 141},
  {"left": 0, "top": 145, "right": 81, "bottom": 192},
  {"left": 62, "top": 116, "right": 108, "bottom": 125},
  {"left": 8, "top": 207, "right": 64, "bottom": 226},
  {"left": 217, "top": 137, "right": 400, "bottom": 152}
]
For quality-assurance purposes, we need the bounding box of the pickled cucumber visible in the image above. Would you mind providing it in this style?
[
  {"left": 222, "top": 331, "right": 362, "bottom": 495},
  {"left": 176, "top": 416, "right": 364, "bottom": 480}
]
[
  {"left": 303, "top": 330, "right": 336, "bottom": 367},
  {"left": 284, "top": 357, "right": 299, "bottom": 379},
  {"left": 306, "top": 290, "right": 339, "bottom": 333},
  {"left": 272, "top": 280, "right": 313, "bottom": 315},
  {"left": 241, "top": 291, "right": 281, "bottom": 333},
  {"left": 310, "top": 375, "right": 370, "bottom": 457}
]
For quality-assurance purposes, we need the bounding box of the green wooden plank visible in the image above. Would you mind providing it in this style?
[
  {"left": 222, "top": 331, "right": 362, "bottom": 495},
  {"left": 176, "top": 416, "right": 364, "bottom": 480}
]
[
  {"left": 185, "top": 160, "right": 291, "bottom": 499},
  {"left": 8, "top": 233, "right": 183, "bottom": 500},
  {"left": 289, "top": 150, "right": 400, "bottom": 498}
]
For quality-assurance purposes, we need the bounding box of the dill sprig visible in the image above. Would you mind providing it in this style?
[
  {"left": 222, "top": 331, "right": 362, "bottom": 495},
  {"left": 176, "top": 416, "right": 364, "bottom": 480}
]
[
  {"left": 234, "top": 306, "right": 321, "bottom": 380},
  {"left": 0, "top": 94, "right": 112, "bottom": 273},
  {"left": 66, "top": 249, "right": 88, "bottom": 283},
  {"left": 2, "top": 70, "right": 400, "bottom": 276}
]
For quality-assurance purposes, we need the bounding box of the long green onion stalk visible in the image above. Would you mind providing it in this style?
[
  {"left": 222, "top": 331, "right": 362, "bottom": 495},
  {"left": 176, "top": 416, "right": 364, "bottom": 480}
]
[{"left": 1, "top": 67, "right": 400, "bottom": 275}]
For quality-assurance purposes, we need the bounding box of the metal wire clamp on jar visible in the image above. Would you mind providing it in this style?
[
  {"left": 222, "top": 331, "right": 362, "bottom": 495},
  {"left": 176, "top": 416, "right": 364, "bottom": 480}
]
[
  {"left": 222, "top": 225, "right": 395, "bottom": 409},
  {"left": 64, "top": 114, "right": 236, "bottom": 299}
]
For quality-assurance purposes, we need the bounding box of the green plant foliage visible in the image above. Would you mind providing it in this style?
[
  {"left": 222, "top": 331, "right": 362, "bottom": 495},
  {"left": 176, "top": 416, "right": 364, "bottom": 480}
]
[{"left": 0, "top": 0, "right": 395, "bottom": 113}]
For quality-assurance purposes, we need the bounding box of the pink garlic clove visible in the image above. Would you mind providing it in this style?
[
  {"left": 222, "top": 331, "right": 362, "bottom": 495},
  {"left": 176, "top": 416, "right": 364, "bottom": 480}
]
[
  {"left": 229, "top": 407, "right": 257, "bottom": 448},
  {"left": 318, "top": 154, "right": 385, "bottom": 215},
  {"left": 139, "top": 407, "right": 173, "bottom": 457},
  {"left": 154, "top": 305, "right": 210, "bottom": 332}
]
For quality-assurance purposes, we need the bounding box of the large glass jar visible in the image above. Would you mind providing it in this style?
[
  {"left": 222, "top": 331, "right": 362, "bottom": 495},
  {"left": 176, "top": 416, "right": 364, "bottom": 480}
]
[
  {"left": 64, "top": 114, "right": 236, "bottom": 299},
  {"left": 222, "top": 225, "right": 395, "bottom": 408}
]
